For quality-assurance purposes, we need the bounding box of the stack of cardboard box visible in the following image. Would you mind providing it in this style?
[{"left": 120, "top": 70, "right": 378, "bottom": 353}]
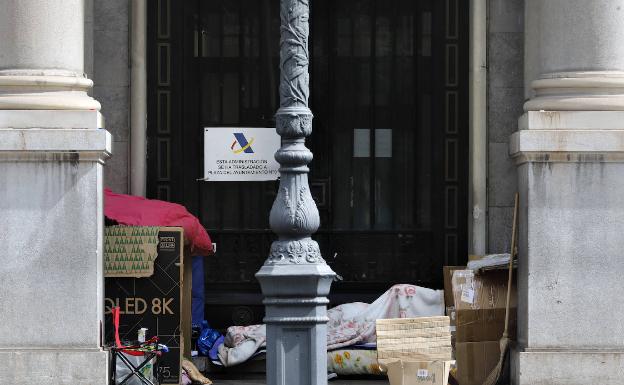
[{"left": 444, "top": 266, "right": 516, "bottom": 385}]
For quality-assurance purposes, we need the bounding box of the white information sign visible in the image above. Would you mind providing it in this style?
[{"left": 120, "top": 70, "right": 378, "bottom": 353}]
[{"left": 203, "top": 127, "right": 281, "bottom": 181}]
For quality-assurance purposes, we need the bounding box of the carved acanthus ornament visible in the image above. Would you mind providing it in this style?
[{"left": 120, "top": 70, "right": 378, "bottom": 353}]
[{"left": 266, "top": 0, "right": 324, "bottom": 265}]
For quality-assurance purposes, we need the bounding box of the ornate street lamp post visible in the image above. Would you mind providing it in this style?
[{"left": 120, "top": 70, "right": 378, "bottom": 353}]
[{"left": 256, "top": 1, "right": 336, "bottom": 384}]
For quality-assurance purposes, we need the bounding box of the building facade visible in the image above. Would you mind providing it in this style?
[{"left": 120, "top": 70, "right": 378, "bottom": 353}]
[{"left": 1, "top": 0, "right": 623, "bottom": 384}]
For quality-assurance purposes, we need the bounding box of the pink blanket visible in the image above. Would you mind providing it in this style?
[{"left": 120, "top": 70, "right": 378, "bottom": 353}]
[
  {"left": 218, "top": 284, "right": 445, "bottom": 366},
  {"left": 104, "top": 188, "right": 213, "bottom": 256}
]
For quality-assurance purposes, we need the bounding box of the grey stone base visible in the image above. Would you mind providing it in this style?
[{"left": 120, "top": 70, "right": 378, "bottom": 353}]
[
  {"left": 0, "top": 120, "right": 111, "bottom": 385},
  {"left": 0, "top": 349, "right": 109, "bottom": 385},
  {"left": 0, "top": 127, "right": 111, "bottom": 349},
  {"left": 512, "top": 349, "right": 624, "bottom": 385}
]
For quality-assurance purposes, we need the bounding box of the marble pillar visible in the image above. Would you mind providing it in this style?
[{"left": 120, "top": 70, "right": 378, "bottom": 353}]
[
  {"left": 0, "top": 1, "right": 110, "bottom": 384},
  {"left": 512, "top": 1, "right": 624, "bottom": 384}
]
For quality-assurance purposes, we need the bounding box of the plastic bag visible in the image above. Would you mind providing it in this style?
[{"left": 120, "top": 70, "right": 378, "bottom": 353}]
[
  {"left": 114, "top": 352, "right": 156, "bottom": 385},
  {"left": 197, "top": 320, "right": 222, "bottom": 356}
]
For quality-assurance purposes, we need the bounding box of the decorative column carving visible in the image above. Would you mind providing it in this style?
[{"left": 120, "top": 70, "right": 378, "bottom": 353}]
[{"left": 256, "top": 1, "right": 335, "bottom": 385}]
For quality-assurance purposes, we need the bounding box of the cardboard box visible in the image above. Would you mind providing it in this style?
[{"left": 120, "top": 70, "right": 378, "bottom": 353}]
[
  {"left": 443, "top": 266, "right": 464, "bottom": 307},
  {"left": 451, "top": 269, "right": 516, "bottom": 343},
  {"left": 452, "top": 269, "right": 516, "bottom": 311},
  {"left": 455, "top": 341, "right": 500, "bottom": 385},
  {"left": 105, "top": 227, "right": 190, "bottom": 384},
  {"left": 385, "top": 360, "right": 454, "bottom": 385}
]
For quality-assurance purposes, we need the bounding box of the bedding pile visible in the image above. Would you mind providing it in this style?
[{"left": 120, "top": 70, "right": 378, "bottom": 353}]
[{"left": 213, "top": 284, "right": 445, "bottom": 369}]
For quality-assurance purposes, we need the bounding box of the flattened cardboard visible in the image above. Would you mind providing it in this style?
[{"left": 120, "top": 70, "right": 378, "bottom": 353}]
[
  {"left": 385, "top": 360, "right": 454, "bottom": 385},
  {"left": 455, "top": 341, "right": 500, "bottom": 385}
]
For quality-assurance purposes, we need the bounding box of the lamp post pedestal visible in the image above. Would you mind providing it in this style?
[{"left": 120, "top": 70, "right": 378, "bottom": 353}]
[{"left": 257, "top": 263, "right": 335, "bottom": 385}]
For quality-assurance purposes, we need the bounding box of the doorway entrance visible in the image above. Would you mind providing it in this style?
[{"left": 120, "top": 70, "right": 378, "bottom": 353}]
[{"left": 147, "top": 0, "right": 468, "bottom": 329}]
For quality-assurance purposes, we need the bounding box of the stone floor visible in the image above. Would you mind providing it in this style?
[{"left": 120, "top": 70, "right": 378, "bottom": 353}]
[
  {"left": 210, "top": 380, "right": 388, "bottom": 385},
  {"left": 193, "top": 357, "right": 389, "bottom": 384},
  {"left": 207, "top": 374, "right": 388, "bottom": 385}
]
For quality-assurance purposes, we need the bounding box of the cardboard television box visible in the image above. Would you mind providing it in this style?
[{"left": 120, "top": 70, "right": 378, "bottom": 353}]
[
  {"left": 451, "top": 269, "right": 516, "bottom": 343},
  {"left": 104, "top": 226, "right": 192, "bottom": 384}
]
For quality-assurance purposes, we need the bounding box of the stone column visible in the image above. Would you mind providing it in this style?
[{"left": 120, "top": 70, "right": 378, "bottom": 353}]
[
  {"left": 511, "top": 1, "right": 624, "bottom": 384},
  {"left": 0, "top": 0, "right": 100, "bottom": 109},
  {"left": 256, "top": 1, "right": 336, "bottom": 385},
  {"left": 0, "top": 1, "right": 110, "bottom": 384}
]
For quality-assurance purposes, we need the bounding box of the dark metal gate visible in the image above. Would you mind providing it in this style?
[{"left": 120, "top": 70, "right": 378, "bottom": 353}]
[{"left": 147, "top": 0, "right": 468, "bottom": 329}]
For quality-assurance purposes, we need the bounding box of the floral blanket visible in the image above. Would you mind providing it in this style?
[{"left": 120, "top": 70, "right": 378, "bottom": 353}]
[
  {"left": 327, "top": 349, "right": 382, "bottom": 376},
  {"left": 327, "top": 349, "right": 383, "bottom": 376},
  {"left": 217, "top": 284, "right": 445, "bottom": 367}
]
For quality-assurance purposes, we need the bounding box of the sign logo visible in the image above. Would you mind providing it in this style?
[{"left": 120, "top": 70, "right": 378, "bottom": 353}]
[{"left": 231, "top": 133, "right": 255, "bottom": 154}]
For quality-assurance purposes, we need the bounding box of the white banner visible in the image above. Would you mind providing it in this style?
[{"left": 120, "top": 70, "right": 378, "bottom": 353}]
[{"left": 203, "top": 127, "right": 281, "bottom": 181}]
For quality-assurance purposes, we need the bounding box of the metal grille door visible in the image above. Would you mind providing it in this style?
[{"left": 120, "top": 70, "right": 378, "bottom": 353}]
[{"left": 147, "top": 0, "right": 468, "bottom": 329}]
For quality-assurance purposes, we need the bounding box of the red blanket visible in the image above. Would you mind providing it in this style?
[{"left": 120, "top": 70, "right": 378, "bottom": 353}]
[{"left": 104, "top": 188, "right": 213, "bottom": 256}]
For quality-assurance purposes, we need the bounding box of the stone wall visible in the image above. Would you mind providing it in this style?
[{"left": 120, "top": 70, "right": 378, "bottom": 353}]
[
  {"left": 487, "top": 0, "right": 524, "bottom": 252},
  {"left": 90, "top": 0, "right": 130, "bottom": 193}
]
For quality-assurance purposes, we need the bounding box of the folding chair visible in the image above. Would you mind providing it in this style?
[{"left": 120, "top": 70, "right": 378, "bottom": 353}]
[{"left": 109, "top": 306, "right": 164, "bottom": 385}]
